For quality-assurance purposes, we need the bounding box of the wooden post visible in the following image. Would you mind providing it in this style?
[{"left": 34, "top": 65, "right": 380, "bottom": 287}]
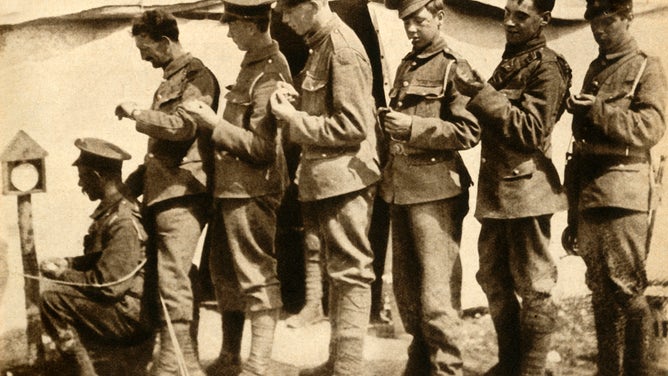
[{"left": 17, "top": 194, "right": 45, "bottom": 366}]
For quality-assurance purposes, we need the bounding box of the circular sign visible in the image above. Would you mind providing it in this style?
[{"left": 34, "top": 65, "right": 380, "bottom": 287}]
[{"left": 10, "top": 162, "right": 40, "bottom": 192}]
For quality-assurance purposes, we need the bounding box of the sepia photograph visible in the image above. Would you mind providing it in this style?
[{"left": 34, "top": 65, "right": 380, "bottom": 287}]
[{"left": 1, "top": 0, "right": 667, "bottom": 374}]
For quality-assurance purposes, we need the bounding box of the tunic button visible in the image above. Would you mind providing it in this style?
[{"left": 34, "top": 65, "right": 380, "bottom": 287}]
[
  {"left": 308, "top": 49, "right": 314, "bottom": 54},
  {"left": 430, "top": 157, "right": 436, "bottom": 162},
  {"left": 411, "top": 61, "right": 417, "bottom": 66},
  {"left": 148, "top": 153, "right": 154, "bottom": 158},
  {"left": 321, "top": 153, "right": 327, "bottom": 157},
  {"left": 512, "top": 169, "right": 519, "bottom": 175},
  {"left": 402, "top": 81, "right": 409, "bottom": 87},
  {"left": 268, "top": 58, "right": 273, "bottom": 64},
  {"left": 481, "top": 157, "right": 486, "bottom": 163},
  {"left": 397, "top": 101, "right": 403, "bottom": 107}
]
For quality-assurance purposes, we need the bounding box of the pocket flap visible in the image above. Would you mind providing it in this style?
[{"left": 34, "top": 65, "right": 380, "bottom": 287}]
[
  {"left": 302, "top": 75, "right": 327, "bottom": 92},
  {"left": 405, "top": 82, "right": 444, "bottom": 98},
  {"left": 502, "top": 158, "right": 536, "bottom": 180},
  {"left": 225, "top": 90, "right": 251, "bottom": 106}
]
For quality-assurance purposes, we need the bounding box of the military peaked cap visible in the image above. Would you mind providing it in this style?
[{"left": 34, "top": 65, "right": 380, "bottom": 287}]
[
  {"left": 385, "top": 0, "right": 434, "bottom": 19},
  {"left": 585, "top": 0, "right": 633, "bottom": 19},
  {"left": 221, "top": 0, "right": 274, "bottom": 23},
  {"left": 72, "top": 138, "right": 131, "bottom": 171}
]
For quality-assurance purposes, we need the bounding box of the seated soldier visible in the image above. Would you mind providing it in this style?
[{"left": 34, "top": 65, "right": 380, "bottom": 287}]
[{"left": 39, "top": 138, "right": 153, "bottom": 376}]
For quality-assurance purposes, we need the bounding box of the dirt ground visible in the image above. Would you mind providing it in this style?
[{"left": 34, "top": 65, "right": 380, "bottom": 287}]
[{"left": 1, "top": 295, "right": 599, "bottom": 375}]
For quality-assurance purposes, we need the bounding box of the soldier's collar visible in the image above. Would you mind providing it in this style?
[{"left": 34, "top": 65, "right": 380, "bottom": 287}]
[
  {"left": 502, "top": 34, "right": 546, "bottom": 59},
  {"left": 163, "top": 53, "right": 193, "bottom": 79},
  {"left": 242, "top": 40, "right": 280, "bottom": 67},
  {"left": 599, "top": 38, "right": 638, "bottom": 61},
  {"left": 90, "top": 191, "right": 125, "bottom": 220},
  {"left": 304, "top": 13, "right": 339, "bottom": 49},
  {"left": 407, "top": 35, "right": 448, "bottom": 60}
]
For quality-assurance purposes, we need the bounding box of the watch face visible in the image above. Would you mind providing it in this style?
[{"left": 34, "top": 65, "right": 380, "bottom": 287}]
[{"left": 10, "top": 162, "right": 40, "bottom": 192}]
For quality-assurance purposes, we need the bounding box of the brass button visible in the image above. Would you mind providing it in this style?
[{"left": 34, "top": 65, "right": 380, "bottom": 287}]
[
  {"left": 402, "top": 81, "right": 409, "bottom": 87},
  {"left": 268, "top": 58, "right": 273, "bottom": 64},
  {"left": 321, "top": 153, "right": 327, "bottom": 157},
  {"left": 512, "top": 169, "right": 519, "bottom": 175},
  {"left": 397, "top": 101, "right": 403, "bottom": 108},
  {"left": 308, "top": 49, "right": 314, "bottom": 54}
]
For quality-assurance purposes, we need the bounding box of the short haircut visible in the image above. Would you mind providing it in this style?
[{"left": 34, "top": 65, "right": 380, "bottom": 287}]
[
  {"left": 425, "top": 0, "right": 446, "bottom": 15},
  {"left": 523, "top": 0, "right": 555, "bottom": 13},
  {"left": 131, "top": 9, "right": 179, "bottom": 42}
]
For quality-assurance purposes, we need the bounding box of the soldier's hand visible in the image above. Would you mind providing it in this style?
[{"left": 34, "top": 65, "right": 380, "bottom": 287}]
[
  {"left": 275, "top": 81, "right": 300, "bottom": 104},
  {"left": 115, "top": 102, "right": 139, "bottom": 120},
  {"left": 40, "top": 257, "right": 68, "bottom": 279},
  {"left": 383, "top": 109, "right": 412, "bottom": 141},
  {"left": 179, "top": 100, "right": 219, "bottom": 130},
  {"left": 566, "top": 93, "right": 595, "bottom": 113},
  {"left": 453, "top": 60, "right": 485, "bottom": 97},
  {"left": 270, "top": 90, "right": 297, "bottom": 123}
]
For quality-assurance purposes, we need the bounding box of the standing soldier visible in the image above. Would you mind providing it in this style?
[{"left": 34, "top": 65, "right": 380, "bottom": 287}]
[
  {"left": 179, "top": 0, "right": 290, "bottom": 374},
  {"left": 270, "top": 0, "right": 382, "bottom": 373},
  {"left": 453, "top": 0, "right": 571, "bottom": 374},
  {"left": 39, "top": 138, "right": 152, "bottom": 376},
  {"left": 565, "top": 0, "right": 666, "bottom": 374},
  {"left": 115, "top": 9, "right": 220, "bottom": 376},
  {"left": 380, "top": 0, "right": 480, "bottom": 374}
]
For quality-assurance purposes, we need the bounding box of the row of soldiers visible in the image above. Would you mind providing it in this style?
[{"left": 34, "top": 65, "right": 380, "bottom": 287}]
[{"left": 37, "top": 0, "right": 666, "bottom": 374}]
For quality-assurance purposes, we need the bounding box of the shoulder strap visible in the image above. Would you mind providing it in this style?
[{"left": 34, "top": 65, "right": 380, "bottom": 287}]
[
  {"left": 589, "top": 52, "right": 639, "bottom": 93},
  {"left": 443, "top": 59, "right": 455, "bottom": 94},
  {"left": 625, "top": 56, "right": 648, "bottom": 99}
]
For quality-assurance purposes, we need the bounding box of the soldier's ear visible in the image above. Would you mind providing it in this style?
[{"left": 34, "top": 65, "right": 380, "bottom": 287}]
[
  {"left": 436, "top": 9, "right": 446, "bottom": 24},
  {"left": 540, "top": 11, "right": 551, "bottom": 26}
]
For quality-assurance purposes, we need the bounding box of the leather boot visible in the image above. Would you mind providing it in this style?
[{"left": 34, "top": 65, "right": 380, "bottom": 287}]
[
  {"left": 58, "top": 329, "right": 97, "bottom": 376},
  {"left": 299, "top": 285, "right": 338, "bottom": 376},
  {"left": 519, "top": 297, "right": 557, "bottom": 376},
  {"left": 240, "top": 309, "right": 280, "bottom": 376},
  {"left": 206, "top": 311, "right": 244, "bottom": 376},
  {"left": 287, "top": 257, "right": 325, "bottom": 328},
  {"left": 332, "top": 284, "right": 371, "bottom": 376}
]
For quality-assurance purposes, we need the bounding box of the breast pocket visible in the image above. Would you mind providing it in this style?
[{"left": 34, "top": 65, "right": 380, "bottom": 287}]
[
  {"left": 301, "top": 73, "right": 328, "bottom": 115},
  {"left": 405, "top": 82, "right": 444, "bottom": 118}
]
